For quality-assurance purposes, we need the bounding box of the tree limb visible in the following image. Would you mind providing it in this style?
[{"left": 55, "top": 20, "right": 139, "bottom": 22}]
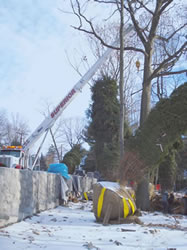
[
  {"left": 136, "top": 0, "right": 154, "bottom": 15},
  {"left": 124, "top": 46, "right": 145, "bottom": 55},
  {"left": 126, "top": 0, "right": 147, "bottom": 45},
  {"left": 155, "top": 23, "right": 186, "bottom": 43},
  {"left": 159, "top": 0, "right": 173, "bottom": 15},
  {"left": 166, "top": 23, "right": 187, "bottom": 42},
  {"left": 93, "top": 0, "right": 117, "bottom": 3},
  {"left": 71, "top": 0, "right": 120, "bottom": 50},
  {"left": 155, "top": 69, "right": 187, "bottom": 78},
  {"left": 150, "top": 41, "right": 187, "bottom": 80},
  {"left": 148, "top": 1, "right": 163, "bottom": 43}
]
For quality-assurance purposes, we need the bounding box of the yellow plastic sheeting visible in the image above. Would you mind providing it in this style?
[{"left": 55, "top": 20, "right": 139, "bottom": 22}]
[
  {"left": 83, "top": 192, "right": 88, "bottom": 201},
  {"left": 131, "top": 192, "right": 135, "bottom": 200},
  {"left": 128, "top": 198, "right": 135, "bottom": 215},
  {"left": 122, "top": 197, "right": 129, "bottom": 218},
  {"left": 97, "top": 187, "right": 106, "bottom": 218}
]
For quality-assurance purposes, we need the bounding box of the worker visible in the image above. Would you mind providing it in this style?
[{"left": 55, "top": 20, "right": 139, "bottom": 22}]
[
  {"left": 168, "top": 192, "right": 174, "bottom": 214},
  {"left": 183, "top": 191, "right": 187, "bottom": 215},
  {"left": 162, "top": 191, "right": 169, "bottom": 213}
]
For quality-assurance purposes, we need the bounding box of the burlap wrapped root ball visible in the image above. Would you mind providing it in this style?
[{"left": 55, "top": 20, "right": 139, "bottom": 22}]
[{"left": 93, "top": 182, "right": 136, "bottom": 222}]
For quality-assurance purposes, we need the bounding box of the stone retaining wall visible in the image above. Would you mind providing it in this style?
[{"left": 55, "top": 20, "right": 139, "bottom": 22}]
[{"left": 0, "top": 168, "right": 96, "bottom": 228}]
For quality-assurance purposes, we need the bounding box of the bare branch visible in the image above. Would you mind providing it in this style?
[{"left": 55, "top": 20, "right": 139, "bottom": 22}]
[
  {"left": 70, "top": 0, "right": 83, "bottom": 28},
  {"left": 58, "top": 8, "right": 71, "bottom": 15},
  {"left": 104, "top": 8, "right": 119, "bottom": 21},
  {"left": 126, "top": 0, "right": 147, "bottom": 45},
  {"left": 165, "top": 23, "right": 187, "bottom": 42},
  {"left": 159, "top": 0, "right": 173, "bottom": 15},
  {"left": 71, "top": 0, "right": 120, "bottom": 50},
  {"left": 93, "top": 0, "right": 117, "bottom": 3},
  {"left": 148, "top": 1, "right": 163, "bottom": 42},
  {"left": 65, "top": 50, "right": 83, "bottom": 77},
  {"left": 136, "top": 0, "right": 154, "bottom": 15},
  {"left": 155, "top": 23, "right": 186, "bottom": 43},
  {"left": 124, "top": 46, "right": 145, "bottom": 55},
  {"left": 155, "top": 69, "right": 187, "bottom": 78},
  {"left": 150, "top": 41, "right": 187, "bottom": 80}
]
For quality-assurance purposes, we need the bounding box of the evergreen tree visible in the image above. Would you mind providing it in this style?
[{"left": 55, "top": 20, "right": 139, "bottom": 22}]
[
  {"left": 87, "top": 76, "right": 120, "bottom": 180},
  {"left": 176, "top": 141, "right": 187, "bottom": 190},
  {"left": 159, "top": 149, "right": 177, "bottom": 192},
  {"left": 159, "top": 139, "right": 183, "bottom": 191},
  {"left": 62, "top": 144, "right": 85, "bottom": 174}
]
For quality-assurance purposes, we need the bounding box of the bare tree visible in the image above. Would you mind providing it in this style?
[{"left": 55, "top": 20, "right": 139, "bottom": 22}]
[
  {"left": 38, "top": 99, "right": 87, "bottom": 160},
  {"left": 4, "top": 113, "right": 30, "bottom": 145},
  {"left": 54, "top": 117, "right": 86, "bottom": 157},
  {"left": 63, "top": 0, "right": 186, "bottom": 125},
  {"left": 0, "top": 109, "right": 8, "bottom": 145},
  {"left": 124, "top": 0, "right": 187, "bottom": 125}
]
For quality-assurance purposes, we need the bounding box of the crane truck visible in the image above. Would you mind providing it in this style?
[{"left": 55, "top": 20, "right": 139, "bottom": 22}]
[{"left": 0, "top": 25, "right": 133, "bottom": 170}]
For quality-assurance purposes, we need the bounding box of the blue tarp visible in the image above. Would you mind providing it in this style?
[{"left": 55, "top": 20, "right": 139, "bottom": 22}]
[{"left": 48, "top": 163, "right": 70, "bottom": 179}]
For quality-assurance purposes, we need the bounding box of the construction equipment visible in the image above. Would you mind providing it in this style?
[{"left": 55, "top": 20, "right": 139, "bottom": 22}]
[
  {"left": 0, "top": 145, "right": 39, "bottom": 169},
  {"left": 0, "top": 25, "right": 133, "bottom": 170},
  {"left": 0, "top": 146, "right": 25, "bottom": 169}
]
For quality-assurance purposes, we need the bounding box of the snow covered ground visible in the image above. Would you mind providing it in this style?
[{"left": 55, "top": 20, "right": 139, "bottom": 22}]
[{"left": 0, "top": 201, "right": 187, "bottom": 250}]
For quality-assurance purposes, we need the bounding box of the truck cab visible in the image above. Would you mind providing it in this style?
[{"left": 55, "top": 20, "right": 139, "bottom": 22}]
[{"left": 0, "top": 146, "right": 25, "bottom": 169}]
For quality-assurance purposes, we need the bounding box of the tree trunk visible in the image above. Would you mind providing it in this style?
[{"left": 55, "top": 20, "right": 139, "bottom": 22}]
[
  {"left": 140, "top": 81, "right": 152, "bottom": 126},
  {"left": 140, "top": 54, "right": 152, "bottom": 126},
  {"left": 136, "top": 177, "right": 150, "bottom": 211},
  {"left": 119, "top": 0, "right": 125, "bottom": 161},
  {"left": 138, "top": 52, "right": 152, "bottom": 210}
]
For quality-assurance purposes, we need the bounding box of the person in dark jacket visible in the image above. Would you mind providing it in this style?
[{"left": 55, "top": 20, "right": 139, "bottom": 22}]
[
  {"left": 183, "top": 191, "right": 187, "bottom": 215},
  {"left": 162, "top": 191, "right": 169, "bottom": 213},
  {"left": 168, "top": 192, "right": 174, "bottom": 214}
]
